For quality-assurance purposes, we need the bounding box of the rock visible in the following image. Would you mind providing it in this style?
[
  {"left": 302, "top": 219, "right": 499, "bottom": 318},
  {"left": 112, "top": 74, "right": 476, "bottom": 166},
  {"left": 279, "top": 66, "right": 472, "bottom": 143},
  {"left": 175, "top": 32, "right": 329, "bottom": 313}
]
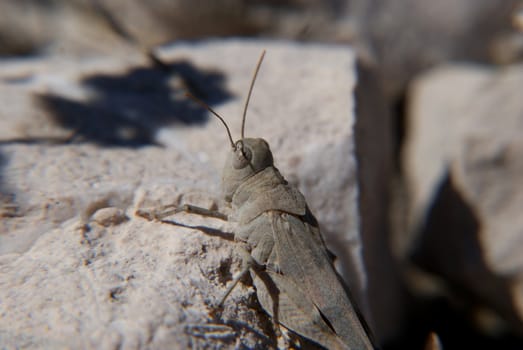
[
  {"left": 2, "top": 0, "right": 522, "bottom": 104},
  {"left": 348, "top": 0, "right": 523, "bottom": 97},
  {"left": 0, "top": 0, "right": 351, "bottom": 57},
  {"left": 91, "top": 207, "right": 128, "bottom": 227},
  {"left": 0, "top": 0, "right": 133, "bottom": 57},
  {"left": 424, "top": 332, "right": 443, "bottom": 350},
  {"left": 0, "top": 40, "right": 397, "bottom": 348},
  {"left": 404, "top": 63, "right": 523, "bottom": 331}
]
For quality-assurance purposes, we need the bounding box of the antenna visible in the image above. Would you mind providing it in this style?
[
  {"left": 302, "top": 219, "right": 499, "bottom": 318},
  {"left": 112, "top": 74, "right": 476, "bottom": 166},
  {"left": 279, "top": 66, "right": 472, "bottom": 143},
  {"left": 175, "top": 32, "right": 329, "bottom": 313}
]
[
  {"left": 241, "top": 50, "right": 266, "bottom": 140},
  {"left": 185, "top": 92, "right": 235, "bottom": 149}
]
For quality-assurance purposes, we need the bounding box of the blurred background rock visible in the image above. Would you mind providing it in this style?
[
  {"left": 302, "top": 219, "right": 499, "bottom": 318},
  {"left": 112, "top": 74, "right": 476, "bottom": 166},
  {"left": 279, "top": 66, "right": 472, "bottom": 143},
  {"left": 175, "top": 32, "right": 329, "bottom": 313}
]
[
  {"left": 1, "top": 0, "right": 522, "bottom": 95},
  {"left": 1, "top": 0, "right": 523, "bottom": 349}
]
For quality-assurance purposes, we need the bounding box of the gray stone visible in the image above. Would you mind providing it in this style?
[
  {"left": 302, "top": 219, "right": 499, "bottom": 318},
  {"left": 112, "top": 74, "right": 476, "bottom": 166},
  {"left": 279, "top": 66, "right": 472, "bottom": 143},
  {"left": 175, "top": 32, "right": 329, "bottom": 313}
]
[
  {"left": 0, "top": 40, "right": 396, "bottom": 348},
  {"left": 348, "top": 0, "right": 523, "bottom": 97},
  {"left": 404, "top": 63, "right": 523, "bottom": 330},
  {"left": 2, "top": 0, "right": 522, "bottom": 103}
]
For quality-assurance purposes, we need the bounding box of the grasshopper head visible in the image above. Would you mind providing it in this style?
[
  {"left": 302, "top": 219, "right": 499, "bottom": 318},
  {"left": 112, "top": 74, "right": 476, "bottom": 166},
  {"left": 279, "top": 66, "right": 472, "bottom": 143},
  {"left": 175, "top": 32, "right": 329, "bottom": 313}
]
[
  {"left": 222, "top": 138, "right": 273, "bottom": 202},
  {"left": 186, "top": 51, "right": 269, "bottom": 202}
]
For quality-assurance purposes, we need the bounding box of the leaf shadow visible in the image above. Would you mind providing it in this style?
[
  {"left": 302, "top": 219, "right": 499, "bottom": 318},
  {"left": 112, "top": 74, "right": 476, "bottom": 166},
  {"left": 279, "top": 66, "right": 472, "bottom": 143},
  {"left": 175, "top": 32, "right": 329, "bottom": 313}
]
[{"left": 33, "top": 59, "right": 233, "bottom": 147}]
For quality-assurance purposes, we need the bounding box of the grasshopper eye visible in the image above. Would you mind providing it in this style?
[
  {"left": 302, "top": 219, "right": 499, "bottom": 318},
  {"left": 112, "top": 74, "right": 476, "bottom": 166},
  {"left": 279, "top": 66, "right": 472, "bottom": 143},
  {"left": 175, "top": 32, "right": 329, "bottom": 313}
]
[{"left": 233, "top": 143, "right": 252, "bottom": 169}]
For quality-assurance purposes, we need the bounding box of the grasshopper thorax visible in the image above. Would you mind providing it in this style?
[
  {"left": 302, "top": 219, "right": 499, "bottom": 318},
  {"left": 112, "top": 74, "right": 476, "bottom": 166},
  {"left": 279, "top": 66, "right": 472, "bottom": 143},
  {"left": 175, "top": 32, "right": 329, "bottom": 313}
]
[{"left": 222, "top": 138, "right": 274, "bottom": 202}]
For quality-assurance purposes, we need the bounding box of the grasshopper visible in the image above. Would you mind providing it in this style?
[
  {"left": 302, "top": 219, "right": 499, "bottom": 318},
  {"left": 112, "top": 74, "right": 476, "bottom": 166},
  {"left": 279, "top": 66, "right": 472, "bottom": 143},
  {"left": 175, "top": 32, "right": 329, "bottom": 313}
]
[{"left": 138, "top": 51, "right": 375, "bottom": 350}]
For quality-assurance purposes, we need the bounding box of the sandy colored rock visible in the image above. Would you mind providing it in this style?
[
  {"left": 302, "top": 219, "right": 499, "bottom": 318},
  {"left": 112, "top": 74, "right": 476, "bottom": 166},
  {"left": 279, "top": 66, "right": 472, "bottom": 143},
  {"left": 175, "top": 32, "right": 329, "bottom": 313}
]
[
  {"left": 2, "top": 0, "right": 522, "bottom": 105},
  {"left": 0, "top": 40, "right": 395, "bottom": 348},
  {"left": 0, "top": 0, "right": 350, "bottom": 57},
  {"left": 91, "top": 207, "right": 128, "bottom": 227},
  {"left": 349, "top": 0, "right": 523, "bottom": 97}
]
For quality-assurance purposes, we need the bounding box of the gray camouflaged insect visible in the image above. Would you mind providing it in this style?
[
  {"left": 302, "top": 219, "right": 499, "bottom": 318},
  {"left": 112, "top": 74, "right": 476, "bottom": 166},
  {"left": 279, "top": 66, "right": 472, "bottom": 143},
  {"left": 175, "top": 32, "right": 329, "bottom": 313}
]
[{"left": 139, "top": 51, "right": 375, "bottom": 350}]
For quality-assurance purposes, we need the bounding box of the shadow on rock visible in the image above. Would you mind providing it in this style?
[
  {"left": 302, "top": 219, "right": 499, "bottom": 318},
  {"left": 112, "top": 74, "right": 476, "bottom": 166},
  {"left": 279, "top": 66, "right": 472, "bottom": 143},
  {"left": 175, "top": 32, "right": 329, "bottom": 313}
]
[
  {"left": 410, "top": 172, "right": 523, "bottom": 348},
  {"left": 35, "top": 59, "right": 233, "bottom": 147}
]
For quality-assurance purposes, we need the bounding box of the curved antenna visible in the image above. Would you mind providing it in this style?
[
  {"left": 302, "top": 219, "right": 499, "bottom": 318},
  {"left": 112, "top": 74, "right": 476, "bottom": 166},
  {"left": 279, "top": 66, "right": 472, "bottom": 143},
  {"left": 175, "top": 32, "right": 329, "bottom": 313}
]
[
  {"left": 185, "top": 92, "right": 235, "bottom": 149},
  {"left": 241, "top": 50, "right": 266, "bottom": 140}
]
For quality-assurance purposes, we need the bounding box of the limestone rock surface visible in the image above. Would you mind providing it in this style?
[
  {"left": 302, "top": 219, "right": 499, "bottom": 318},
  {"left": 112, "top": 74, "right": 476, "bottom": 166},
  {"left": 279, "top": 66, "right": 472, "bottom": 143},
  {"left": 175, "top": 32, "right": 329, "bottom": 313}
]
[{"left": 0, "top": 40, "right": 394, "bottom": 348}]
